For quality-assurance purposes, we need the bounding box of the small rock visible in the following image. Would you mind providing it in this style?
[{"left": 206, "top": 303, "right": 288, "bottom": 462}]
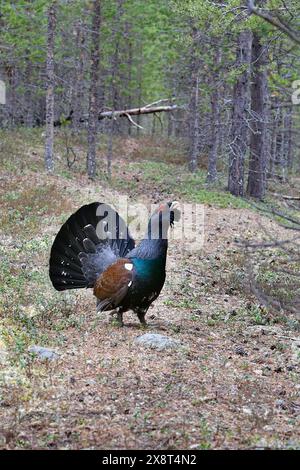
[
  {"left": 263, "top": 425, "right": 274, "bottom": 432},
  {"left": 242, "top": 406, "right": 253, "bottom": 416},
  {"left": 291, "top": 341, "right": 300, "bottom": 364},
  {"left": 134, "top": 333, "right": 180, "bottom": 351},
  {"left": 189, "top": 444, "right": 200, "bottom": 449},
  {"left": 275, "top": 399, "right": 287, "bottom": 410},
  {"left": 28, "top": 345, "right": 59, "bottom": 360},
  {"left": 234, "top": 345, "right": 247, "bottom": 356},
  {"left": 86, "top": 379, "right": 96, "bottom": 386},
  {"left": 21, "top": 305, "right": 38, "bottom": 318}
]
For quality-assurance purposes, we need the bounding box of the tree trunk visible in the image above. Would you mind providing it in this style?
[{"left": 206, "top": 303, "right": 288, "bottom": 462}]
[
  {"left": 105, "top": 0, "right": 124, "bottom": 176},
  {"left": 206, "top": 48, "right": 221, "bottom": 183},
  {"left": 24, "top": 56, "right": 34, "bottom": 127},
  {"left": 269, "top": 105, "right": 280, "bottom": 177},
  {"left": 188, "top": 74, "right": 200, "bottom": 172},
  {"left": 247, "top": 32, "right": 269, "bottom": 199},
  {"left": 125, "top": 22, "right": 133, "bottom": 136},
  {"left": 44, "top": 1, "right": 57, "bottom": 172},
  {"left": 285, "top": 108, "right": 293, "bottom": 169},
  {"left": 110, "top": 0, "right": 123, "bottom": 113},
  {"left": 188, "top": 25, "right": 201, "bottom": 173},
  {"left": 136, "top": 47, "right": 143, "bottom": 137},
  {"left": 72, "top": 20, "right": 86, "bottom": 130},
  {"left": 228, "top": 30, "right": 252, "bottom": 196},
  {"left": 87, "top": 0, "right": 101, "bottom": 179}
]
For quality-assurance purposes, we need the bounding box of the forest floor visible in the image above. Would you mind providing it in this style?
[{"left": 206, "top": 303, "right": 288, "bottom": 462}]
[{"left": 0, "top": 129, "right": 299, "bottom": 449}]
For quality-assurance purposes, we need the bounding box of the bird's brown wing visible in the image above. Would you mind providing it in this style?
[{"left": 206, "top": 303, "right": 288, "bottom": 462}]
[{"left": 94, "top": 258, "right": 133, "bottom": 311}]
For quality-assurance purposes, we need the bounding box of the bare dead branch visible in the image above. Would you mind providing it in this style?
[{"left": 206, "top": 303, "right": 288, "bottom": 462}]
[
  {"left": 269, "top": 193, "right": 300, "bottom": 201},
  {"left": 54, "top": 100, "right": 180, "bottom": 127},
  {"left": 96, "top": 103, "right": 179, "bottom": 121},
  {"left": 124, "top": 113, "right": 144, "bottom": 129},
  {"left": 144, "top": 98, "right": 175, "bottom": 108},
  {"left": 271, "top": 101, "right": 300, "bottom": 108},
  {"left": 238, "top": 237, "right": 299, "bottom": 249}
]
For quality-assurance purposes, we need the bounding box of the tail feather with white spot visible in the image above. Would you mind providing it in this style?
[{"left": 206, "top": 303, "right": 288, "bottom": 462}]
[{"left": 49, "top": 202, "right": 135, "bottom": 291}]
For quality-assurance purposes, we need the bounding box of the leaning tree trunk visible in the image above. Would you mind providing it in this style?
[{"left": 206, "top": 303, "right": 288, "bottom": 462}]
[
  {"left": 87, "top": 0, "right": 101, "bottom": 179},
  {"left": 228, "top": 30, "right": 252, "bottom": 196},
  {"left": 44, "top": 1, "right": 57, "bottom": 172},
  {"left": 247, "top": 32, "right": 269, "bottom": 199}
]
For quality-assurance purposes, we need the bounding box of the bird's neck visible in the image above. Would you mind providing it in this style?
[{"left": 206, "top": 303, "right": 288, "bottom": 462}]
[{"left": 129, "top": 237, "right": 168, "bottom": 260}]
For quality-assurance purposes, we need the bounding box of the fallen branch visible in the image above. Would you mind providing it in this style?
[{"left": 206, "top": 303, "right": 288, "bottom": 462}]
[
  {"left": 270, "top": 193, "right": 300, "bottom": 201},
  {"left": 124, "top": 113, "right": 144, "bottom": 129},
  {"left": 96, "top": 103, "right": 179, "bottom": 121},
  {"left": 54, "top": 100, "right": 180, "bottom": 127},
  {"left": 144, "top": 98, "right": 175, "bottom": 108},
  {"left": 271, "top": 101, "right": 300, "bottom": 109}
]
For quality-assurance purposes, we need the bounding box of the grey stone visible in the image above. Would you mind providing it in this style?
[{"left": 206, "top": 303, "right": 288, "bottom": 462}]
[
  {"left": 28, "top": 345, "right": 59, "bottom": 360},
  {"left": 275, "top": 399, "right": 288, "bottom": 410},
  {"left": 134, "top": 333, "right": 180, "bottom": 351},
  {"left": 291, "top": 341, "right": 300, "bottom": 364},
  {"left": 234, "top": 345, "right": 247, "bottom": 356}
]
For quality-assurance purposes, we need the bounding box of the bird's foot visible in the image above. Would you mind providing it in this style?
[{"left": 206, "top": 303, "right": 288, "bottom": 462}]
[
  {"left": 137, "top": 312, "right": 147, "bottom": 329},
  {"left": 109, "top": 310, "right": 124, "bottom": 327}
]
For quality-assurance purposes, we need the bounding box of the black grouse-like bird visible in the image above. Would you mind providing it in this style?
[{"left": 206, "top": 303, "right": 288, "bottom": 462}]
[{"left": 49, "top": 201, "right": 180, "bottom": 325}]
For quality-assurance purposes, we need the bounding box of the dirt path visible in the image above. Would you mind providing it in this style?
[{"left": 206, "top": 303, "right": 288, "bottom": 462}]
[{"left": 0, "top": 171, "right": 299, "bottom": 449}]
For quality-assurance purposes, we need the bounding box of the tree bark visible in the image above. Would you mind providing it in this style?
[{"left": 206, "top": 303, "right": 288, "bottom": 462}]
[
  {"left": 284, "top": 108, "right": 293, "bottom": 170},
  {"left": 106, "top": 0, "right": 124, "bottom": 177},
  {"left": 206, "top": 48, "right": 221, "bottom": 183},
  {"left": 44, "top": 1, "right": 57, "bottom": 172},
  {"left": 188, "top": 75, "right": 200, "bottom": 172},
  {"left": 247, "top": 32, "right": 269, "bottom": 199},
  {"left": 72, "top": 20, "right": 86, "bottom": 130},
  {"left": 269, "top": 105, "right": 280, "bottom": 177},
  {"left": 87, "top": 0, "right": 101, "bottom": 179},
  {"left": 228, "top": 30, "right": 252, "bottom": 196},
  {"left": 125, "top": 21, "right": 133, "bottom": 136}
]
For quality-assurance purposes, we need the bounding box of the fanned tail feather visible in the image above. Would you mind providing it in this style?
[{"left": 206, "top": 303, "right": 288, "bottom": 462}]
[{"left": 49, "top": 202, "right": 135, "bottom": 291}]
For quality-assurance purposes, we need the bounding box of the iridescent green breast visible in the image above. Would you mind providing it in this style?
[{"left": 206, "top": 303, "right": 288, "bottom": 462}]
[{"left": 132, "top": 257, "right": 166, "bottom": 280}]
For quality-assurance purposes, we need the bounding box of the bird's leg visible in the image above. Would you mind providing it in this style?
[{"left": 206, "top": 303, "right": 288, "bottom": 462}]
[
  {"left": 110, "top": 308, "right": 124, "bottom": 327},
  {"left": 116, "top": 310, "right": 124, "bottom": 326},
  {"left": 137, "top": 311, "right": 147, "bottom": 328},
  {"left": 109, "top": 309, "right": 116, "bottom": 319}
]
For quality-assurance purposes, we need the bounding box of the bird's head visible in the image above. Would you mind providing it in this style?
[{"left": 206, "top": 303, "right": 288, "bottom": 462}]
[{"left": 148, "top": 201, "right": 181, "bottom": 239}]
